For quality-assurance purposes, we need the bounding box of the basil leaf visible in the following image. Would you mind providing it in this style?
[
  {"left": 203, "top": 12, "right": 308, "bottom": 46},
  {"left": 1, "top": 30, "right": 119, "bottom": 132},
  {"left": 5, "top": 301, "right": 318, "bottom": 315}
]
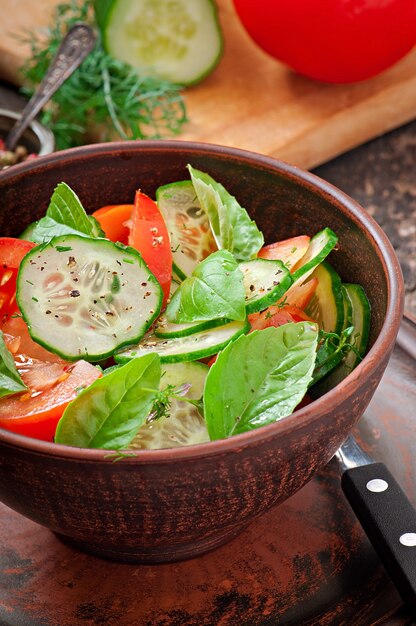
[
  {"left": 0, "top": 331, "right": 27, "bottom": 398},
  {"left": 166, "top": 250, "right": 246, "bottom": 323},
  {"left": 29, "top": 182, "right": 105, "bottom": 243},
  {"left": 204, "top": 322, "right": 318, "bottom": 440},
  {"left": 187, "top": 165, "right": 264, "bottom": 262},
  {"left": 55, "top": 354, "right": 161, "bottom": 449}
]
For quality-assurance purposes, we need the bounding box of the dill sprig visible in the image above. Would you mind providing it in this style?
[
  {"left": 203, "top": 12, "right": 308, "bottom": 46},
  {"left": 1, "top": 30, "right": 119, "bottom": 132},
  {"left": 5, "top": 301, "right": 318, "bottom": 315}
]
[{"left": 20, "top": 0, "right": 188, "bottom": 150}]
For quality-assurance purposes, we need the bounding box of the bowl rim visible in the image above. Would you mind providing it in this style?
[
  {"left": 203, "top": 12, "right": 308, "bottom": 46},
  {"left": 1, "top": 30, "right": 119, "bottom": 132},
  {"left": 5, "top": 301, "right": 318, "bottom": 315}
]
[
  {"left": 0, "top": 140, "right": 404, "bottom": 461},
  {"left": 0, "top": 107, "right": 55, "bottom": 156}
]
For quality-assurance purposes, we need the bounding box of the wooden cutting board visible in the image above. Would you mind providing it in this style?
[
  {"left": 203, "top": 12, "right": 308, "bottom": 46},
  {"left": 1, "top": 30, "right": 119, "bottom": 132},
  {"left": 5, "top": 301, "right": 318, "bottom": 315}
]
[{"left": 1, "top": 0, "right": 416, "bottom": 169}]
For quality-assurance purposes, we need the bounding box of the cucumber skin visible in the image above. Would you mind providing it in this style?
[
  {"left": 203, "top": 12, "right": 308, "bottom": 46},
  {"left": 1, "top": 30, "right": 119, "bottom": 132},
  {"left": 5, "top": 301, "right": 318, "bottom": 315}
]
[
  {"left": 309, "top": 282, "right": 371, "bottom": 397},
  {"left": 342, "top": 283, "right": 371, "bottom": 359},
  {"left": 305, "top": 261, "right": 345, "bottom": 335},
  {"left": 94, "top": 0, "right": 224, "bottom": 87},
  {"left": 291, "top": 228, "right": 338, "bottom": 284},
  {"left": 16, "top": 236, "right": 163, "bottom": 362},
  {"left": 94, "top": 0, "right": 116, "bottom": 35},
  {"left": 154, "top": 316, "right": 232, "bottom": 339}
]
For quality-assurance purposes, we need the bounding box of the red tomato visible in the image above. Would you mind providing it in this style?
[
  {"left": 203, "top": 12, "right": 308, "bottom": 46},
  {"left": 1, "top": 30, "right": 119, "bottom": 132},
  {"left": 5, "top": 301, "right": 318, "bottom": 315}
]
[
  {"left": 92, "top": 204, "right": 133, "bottom": 245},
  {"left": 128, "top": 191, "right": 172, "bottom": 308},
  {"left": 0, "top": 238, "right": 35, "bottom": 323},
  {"left": 2, "top": 315, "right": 64, "bottom": 363},
  {"left": 233, "top": 0, "right": 416, "bottom": 83},
  {"left": 258, "top": 235, "right": 310, "bottom": 271},
  {"left": 281, "top": 277, "right": 318, "bottom": 310},
  {"left": 0, "top": 360, "right": 101, "bottom": 442},
  {"left": 249, "top": 304, "right": 314, "bottom": 331}
]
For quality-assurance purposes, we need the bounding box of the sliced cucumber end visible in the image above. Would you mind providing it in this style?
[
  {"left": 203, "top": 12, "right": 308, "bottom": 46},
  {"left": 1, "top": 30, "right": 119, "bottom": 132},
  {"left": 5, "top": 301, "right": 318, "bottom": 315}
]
[{"left": 100, "top": 0, "right": 224, "bottom": 86}]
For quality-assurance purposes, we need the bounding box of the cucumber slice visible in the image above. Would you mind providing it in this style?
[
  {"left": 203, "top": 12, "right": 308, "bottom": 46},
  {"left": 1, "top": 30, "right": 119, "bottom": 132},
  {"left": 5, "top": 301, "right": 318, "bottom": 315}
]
[
  {"left": 128, "top": 362, "right": 209, "bottom": 449},
  {"left": 239, "top": 258, "right": 293, "bottom": 314},
  {"left": 17, "top": 235, "right": 162, "bottom": 361},
  {"left": 115, "top": 319, "right": 250, "bottom": 364},
  {"left": 341, "top": 283, "right": 371, "bottom": 369},
  {"left": 157, "top": 181, "right": 217, "bottom": 279},
  {"left": 95, "top": 0, "right": 223, "bottom": 86},
  {"left": 305, "top": 261, "right": 344, "bottom": 334},
  {"left": 290, "top": 228, "right": 338, "bottom": 288},
  {"left": 154, "top": 315, "right": 230, "bottom": 339},
  {"left": 310, "top": 282, "right": 371, "bottom": 395}
]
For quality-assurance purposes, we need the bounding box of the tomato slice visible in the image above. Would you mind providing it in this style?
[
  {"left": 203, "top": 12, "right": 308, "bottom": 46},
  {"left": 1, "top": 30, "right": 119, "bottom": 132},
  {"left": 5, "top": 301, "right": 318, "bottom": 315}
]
[
  {"left": 281, "top": 277, "right": 318, "bottom": 310},
  {"left": 0, "top": 238, "right": 35, "bottom": 323},
  {"left": 258, "top": 235, "right": 310, "bottom": 272},
  {"left": 128, "top": 191, "right": 172, "bottom": 308},
  {"left": 249, "top": 304, "right": 314, "bottom": 331},
  {"left": 2, "top": 315, "right": 64, "bottom": 363},
  {"left": 92, "top": 204, "right": 133, "bottom": 245},
  {"left": 0, "top": 360, "right": 101, "bottom": 442}
]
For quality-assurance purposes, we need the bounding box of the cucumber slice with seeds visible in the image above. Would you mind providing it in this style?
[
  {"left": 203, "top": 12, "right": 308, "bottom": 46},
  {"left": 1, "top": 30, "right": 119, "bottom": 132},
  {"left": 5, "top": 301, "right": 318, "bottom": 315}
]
[
  {"left": 305, "top": 261, "right": 344, "bottom": 334},
  {"left": 17, "top": 235, "right": 162, "bottom": 361},
  {"left": 239, "top": 258, "right": 293, "bottom": 314},
  {"left": 128, "top": 362, "right": 209, "bottom": 450},
  {"left": 157, "top": 181, "right": 217, "bottom": 279},
  {"left": 115, "top": 319, "right": 249, "bottom": 364},
  {"left": 95, "top": 0, "right": 223, "bottom": 86}
]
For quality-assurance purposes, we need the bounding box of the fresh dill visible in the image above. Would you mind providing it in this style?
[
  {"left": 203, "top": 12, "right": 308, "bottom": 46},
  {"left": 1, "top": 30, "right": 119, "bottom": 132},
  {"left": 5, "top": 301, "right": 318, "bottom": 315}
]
[{"left": 20, "top": 0, "right": 188, "bottom": 150}]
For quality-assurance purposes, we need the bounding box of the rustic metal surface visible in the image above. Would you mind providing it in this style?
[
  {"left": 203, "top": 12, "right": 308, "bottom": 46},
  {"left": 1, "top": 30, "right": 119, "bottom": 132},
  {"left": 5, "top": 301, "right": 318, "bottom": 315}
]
[{"left": 0, "top": 330, "right": 414, "bottom": 625}]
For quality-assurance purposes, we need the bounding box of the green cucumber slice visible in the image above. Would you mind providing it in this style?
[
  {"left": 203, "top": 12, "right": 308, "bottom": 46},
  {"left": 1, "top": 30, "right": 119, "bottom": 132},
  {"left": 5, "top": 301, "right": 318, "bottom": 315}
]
[
  {"left": 239, "top": 258, "right": 293, "bottom": 314},
  {"left": 341, "top": 283, "right": 371, "bottom": 369},
  {"left": 157, "top": 181, "right": 217, "bottom": 279},
  {"left": 17, "top": 235, "right": 162, "bottom": 361},
  {"left": 154, "top": 315, "right": 230, "bottom": 339},
  {"left": 291, "top": 228, "right": 338, "bottom": 288},
  {"left": 305, "top": 261, "right": 344, "bottom": 334},
  {"left": 95, "top": 0, "right": 223, "bottom": 86},
  {"left": 115, "top": 319, "right": 250, "bottom": 364},
  {"left": 310, "top": 282, "right": 371, "bottom": 396},
  {"left": 128, "top": 361, "right": 209, "bottom": 449}
]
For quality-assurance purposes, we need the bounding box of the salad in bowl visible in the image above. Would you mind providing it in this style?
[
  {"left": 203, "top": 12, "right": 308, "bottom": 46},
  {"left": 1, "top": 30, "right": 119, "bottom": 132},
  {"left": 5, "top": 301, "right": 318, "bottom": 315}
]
[
  {"left": 0, "top": 164, "right": 369, "bottom": 451},
  {"left": 0, "top": 141, "right": 401, "bottom": 563}
]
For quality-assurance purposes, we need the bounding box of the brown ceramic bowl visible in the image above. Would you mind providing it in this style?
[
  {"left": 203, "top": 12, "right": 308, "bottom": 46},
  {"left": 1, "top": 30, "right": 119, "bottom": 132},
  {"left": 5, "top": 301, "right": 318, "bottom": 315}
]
[{"left": 0, "top": 141, "right": 404, "bottom": 563}]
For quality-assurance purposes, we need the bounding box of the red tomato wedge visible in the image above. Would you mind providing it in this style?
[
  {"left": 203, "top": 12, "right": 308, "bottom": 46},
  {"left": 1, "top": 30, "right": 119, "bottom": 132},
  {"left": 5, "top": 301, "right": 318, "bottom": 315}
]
[
  {"left": 280, "top": 277, "right": 318, "bottom": 310},
  {"left": 92, "top": 204, "right": 133, "bottom": 245},
  {"left": 128, "top": 191, "right": 172, "bottom": 307},
  {"left": 249, "top": 305, "right": 314, "bottom": 331},
  {"left": 258, "top": 235, "right": 310, "bottom": 272},
  {"left": 0, "top": 360, "right": 101, "bottom": 442},
  {"left": 0, "top": 238, "right": 35, "bottom": 323},
  {"left": 2, "top": 315, "right": 64, "bottom": 363}
]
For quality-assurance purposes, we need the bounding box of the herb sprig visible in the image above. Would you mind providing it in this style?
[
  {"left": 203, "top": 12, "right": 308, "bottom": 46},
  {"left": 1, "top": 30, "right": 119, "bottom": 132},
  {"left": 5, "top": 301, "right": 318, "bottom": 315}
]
[{"left": 20, "top": 0, "right": 188, "bottom": 150}]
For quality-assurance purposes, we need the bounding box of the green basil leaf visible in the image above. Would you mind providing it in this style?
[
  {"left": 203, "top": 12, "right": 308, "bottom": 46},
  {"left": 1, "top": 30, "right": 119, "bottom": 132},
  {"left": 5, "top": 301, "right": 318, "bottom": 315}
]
[
  {"left": 55, "top": 353, "right": 161, "bottom": 449},
  {"left": 166, "top": 250, "right": 246, "bottom": 323},
  {"left": 204, "top": 322, "right": 318, "bottom": 440},
  {"left": 29, "top": 182, "right": 105, "bottom": 243},
  {"left": 0, "top": 331, "right": 27, "bottom": 398},
  {"left": 187, "top": 165, "right": 264, "bottom": 262}
]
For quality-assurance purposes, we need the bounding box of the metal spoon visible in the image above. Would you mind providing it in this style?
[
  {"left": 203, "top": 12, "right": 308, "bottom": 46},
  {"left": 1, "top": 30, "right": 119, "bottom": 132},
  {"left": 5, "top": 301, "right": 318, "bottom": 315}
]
[{"left": 5, "top": 22, "right": 96, "bottom": 152}]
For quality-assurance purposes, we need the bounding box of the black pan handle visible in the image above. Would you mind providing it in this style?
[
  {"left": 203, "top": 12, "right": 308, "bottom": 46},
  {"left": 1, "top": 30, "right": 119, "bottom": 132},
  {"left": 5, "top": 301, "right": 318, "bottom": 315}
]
[{"left": 342, "top": 462, "right": 416, "bottom": 618}]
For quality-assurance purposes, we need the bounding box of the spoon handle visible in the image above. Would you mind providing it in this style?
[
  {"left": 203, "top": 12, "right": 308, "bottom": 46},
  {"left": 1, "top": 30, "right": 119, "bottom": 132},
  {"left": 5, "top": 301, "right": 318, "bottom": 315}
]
[{"left": 6, "top": 22, "right": 96, "bottom": 151}]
